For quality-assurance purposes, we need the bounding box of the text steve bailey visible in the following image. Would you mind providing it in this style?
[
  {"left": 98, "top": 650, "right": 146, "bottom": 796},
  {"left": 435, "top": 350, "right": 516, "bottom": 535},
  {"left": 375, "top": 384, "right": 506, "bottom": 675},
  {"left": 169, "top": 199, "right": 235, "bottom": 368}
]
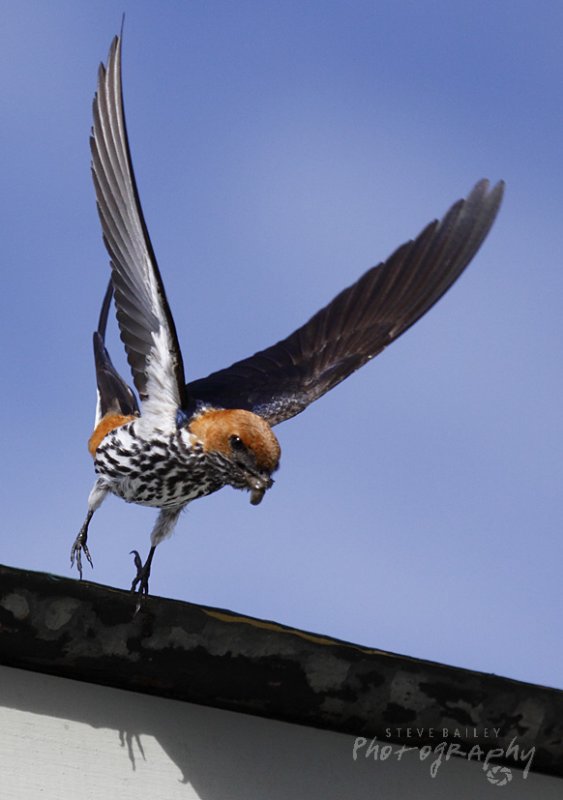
[{"left": 383, "top": 727, "right": 501, "bottom": 739}]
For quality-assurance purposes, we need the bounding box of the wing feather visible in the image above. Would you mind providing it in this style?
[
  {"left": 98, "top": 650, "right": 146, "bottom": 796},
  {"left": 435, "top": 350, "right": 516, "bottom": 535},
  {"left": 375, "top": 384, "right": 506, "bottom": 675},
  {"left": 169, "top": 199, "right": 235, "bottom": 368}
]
[
  {"left": 90, "top": 35, "right": 186, "bottom": 426},
  {"left": 93, "top": 281, "right": 139, "bottom": 426},
  {"left": 187, "top": 180, "right": 504, "bottom": 425}
]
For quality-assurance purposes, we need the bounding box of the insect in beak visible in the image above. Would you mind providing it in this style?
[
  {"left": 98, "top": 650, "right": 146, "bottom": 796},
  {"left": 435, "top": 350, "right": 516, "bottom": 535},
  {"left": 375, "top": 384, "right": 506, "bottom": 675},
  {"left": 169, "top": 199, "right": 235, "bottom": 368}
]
[{"left": 249, "top": 475, "right": 274, "bottom": 505}]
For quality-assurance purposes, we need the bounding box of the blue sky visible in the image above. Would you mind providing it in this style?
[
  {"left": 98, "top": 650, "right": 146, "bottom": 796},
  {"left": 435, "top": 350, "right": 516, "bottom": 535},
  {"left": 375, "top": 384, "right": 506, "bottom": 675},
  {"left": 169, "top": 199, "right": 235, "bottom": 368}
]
[{"left": 2, "top": 1, "right": 562, "bottom": 689}]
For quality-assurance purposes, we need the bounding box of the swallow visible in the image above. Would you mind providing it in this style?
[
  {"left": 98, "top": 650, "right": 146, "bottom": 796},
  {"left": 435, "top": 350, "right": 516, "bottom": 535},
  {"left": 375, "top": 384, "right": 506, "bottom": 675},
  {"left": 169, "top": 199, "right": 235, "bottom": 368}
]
[{"left": 71, "top": 33, "right": 504, "bottom": 601}]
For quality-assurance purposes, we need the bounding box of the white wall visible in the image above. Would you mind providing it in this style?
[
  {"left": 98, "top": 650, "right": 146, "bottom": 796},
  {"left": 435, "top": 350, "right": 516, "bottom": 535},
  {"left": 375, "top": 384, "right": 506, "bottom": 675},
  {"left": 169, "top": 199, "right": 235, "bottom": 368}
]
[{"left": 0, "top": 665, "right": 559, "bottom": 799}]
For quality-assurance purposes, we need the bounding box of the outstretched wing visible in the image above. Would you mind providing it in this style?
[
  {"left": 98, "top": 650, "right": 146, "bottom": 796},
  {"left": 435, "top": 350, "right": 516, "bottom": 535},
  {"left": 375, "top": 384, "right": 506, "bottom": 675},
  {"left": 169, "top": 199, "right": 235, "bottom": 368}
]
[
  {"left": 188, "top": 179, "right": 504, "bottom": 426},
  {"left": 90, "top": 34, "right": 186, "bottom": 426}
]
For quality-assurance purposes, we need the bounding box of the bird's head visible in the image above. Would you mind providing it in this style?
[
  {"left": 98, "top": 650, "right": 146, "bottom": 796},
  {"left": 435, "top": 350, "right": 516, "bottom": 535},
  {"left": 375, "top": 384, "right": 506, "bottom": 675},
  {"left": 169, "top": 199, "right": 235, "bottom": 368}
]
[{"left": 189, "top": 408, "right": 281, "bottom": 504}]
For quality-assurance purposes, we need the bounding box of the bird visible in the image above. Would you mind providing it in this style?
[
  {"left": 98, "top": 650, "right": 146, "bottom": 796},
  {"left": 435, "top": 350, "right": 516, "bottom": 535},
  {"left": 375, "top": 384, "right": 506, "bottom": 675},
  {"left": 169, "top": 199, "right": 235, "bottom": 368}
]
[{"left": 71, "top": 32, "right": 504, "bottom": 602}]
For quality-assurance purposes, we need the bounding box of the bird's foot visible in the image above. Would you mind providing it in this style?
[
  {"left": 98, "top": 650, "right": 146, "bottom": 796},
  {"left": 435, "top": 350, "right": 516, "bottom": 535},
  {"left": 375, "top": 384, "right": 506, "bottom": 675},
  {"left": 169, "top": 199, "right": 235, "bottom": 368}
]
[
  {"left": 70, "top": 524, "right": 94, "bottom": 579},
  {"left": 130, "top": 549, "right": 151, "bottom": 614}
]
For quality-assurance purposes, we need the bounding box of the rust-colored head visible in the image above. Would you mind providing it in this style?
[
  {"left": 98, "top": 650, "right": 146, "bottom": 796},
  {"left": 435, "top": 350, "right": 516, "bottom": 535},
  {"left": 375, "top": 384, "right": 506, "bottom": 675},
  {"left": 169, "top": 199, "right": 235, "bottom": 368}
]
[{"left": 189, "top": 408, "right": 281, "bottom": 503}]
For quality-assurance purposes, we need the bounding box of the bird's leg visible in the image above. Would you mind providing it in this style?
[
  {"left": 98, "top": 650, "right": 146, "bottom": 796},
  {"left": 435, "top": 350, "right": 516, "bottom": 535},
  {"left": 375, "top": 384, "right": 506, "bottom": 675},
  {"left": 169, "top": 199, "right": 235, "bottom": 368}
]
[
  {"left": 70, "top": 480, "right": 108, "bottom": 579},
  {"left": 130, "top": 506, "right": 183, "bottom": 611}
]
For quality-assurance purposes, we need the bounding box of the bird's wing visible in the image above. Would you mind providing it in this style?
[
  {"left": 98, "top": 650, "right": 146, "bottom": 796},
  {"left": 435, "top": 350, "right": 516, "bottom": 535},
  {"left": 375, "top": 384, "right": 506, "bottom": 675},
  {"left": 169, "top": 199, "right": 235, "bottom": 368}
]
[
  {"left": 93, "top": 280, "right": 139, "bottom": 426},
  {"left": 188, "top": 179, "right": 504, "bottom": 426},
  {"left": 90, "top": 34, "right": 186, "bottom": 428}
]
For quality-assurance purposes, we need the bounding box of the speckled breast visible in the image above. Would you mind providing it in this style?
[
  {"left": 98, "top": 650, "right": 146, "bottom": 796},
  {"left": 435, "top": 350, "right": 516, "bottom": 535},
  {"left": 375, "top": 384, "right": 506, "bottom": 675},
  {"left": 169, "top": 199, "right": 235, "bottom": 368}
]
[{"left": 93, "top": 421, "right": 225, "bottom": 508}]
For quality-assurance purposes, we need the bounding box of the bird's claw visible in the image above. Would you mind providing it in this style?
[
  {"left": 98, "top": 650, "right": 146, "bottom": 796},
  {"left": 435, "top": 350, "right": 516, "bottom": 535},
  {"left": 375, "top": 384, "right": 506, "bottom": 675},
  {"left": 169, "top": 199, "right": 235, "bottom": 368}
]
[
  {"left": 70, "top": 530, "right": 94, "bottom": 579},
  {"left": 130, "top": 550, "right": 150, "bottom": 614}
]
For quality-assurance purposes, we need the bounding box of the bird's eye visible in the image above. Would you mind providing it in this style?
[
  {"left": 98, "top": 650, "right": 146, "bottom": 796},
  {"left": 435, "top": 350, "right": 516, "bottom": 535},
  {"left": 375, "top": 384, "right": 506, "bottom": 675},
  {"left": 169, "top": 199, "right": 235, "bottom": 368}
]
[{"left": 229, "top": 435, "right": 246, "bottom": 452}]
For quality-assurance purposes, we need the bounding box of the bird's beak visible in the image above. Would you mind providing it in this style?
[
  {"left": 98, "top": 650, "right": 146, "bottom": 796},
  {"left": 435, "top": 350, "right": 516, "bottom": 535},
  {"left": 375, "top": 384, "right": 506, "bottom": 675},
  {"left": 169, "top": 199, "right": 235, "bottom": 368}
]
[{"left": 249, "top": 474, "right": 274, "bottom": 506}]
